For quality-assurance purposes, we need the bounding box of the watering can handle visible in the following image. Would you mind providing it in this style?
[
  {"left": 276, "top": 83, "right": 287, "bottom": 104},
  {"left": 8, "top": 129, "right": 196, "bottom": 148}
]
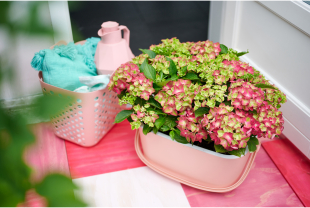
[{"left": 119, "top": 25, "right": 130, "bottom": 46}]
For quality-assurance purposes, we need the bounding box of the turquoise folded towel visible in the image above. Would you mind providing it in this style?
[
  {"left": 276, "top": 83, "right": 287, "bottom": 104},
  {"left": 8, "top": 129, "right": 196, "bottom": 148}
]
[
  {"left": 31, "top": 38, "right": 100, "bottom": 91},
  {"left": 74, "top": 75, "right": 111, "bottom": 93}
]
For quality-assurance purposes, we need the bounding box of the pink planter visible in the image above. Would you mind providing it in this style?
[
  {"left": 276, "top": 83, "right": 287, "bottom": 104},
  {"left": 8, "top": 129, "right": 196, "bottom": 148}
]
[{"left": 135, "top": 128, "right": 260, "bottom": 192}]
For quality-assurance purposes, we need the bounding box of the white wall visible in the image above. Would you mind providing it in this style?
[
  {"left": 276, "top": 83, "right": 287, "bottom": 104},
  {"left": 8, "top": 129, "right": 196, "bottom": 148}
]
[
  {"left": 209, "top": 1, "right": 310, "bottom": 158},
  {"left": 0, "top": 2, "right": 54, "bottom": 103},
  {"left": 0, "top": 1, "right": 73, "bottom": 108}
]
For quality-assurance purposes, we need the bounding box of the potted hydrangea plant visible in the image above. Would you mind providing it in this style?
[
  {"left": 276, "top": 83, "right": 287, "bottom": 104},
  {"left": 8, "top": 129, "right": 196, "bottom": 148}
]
[{"left": 108, "top": 38, "right": 286, "bottom": 191}]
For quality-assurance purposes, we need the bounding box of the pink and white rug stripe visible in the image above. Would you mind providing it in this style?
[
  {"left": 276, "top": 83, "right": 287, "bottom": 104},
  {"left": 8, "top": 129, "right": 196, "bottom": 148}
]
[{"left": 25, "top": 121, "right": 304, "bottom": 207}]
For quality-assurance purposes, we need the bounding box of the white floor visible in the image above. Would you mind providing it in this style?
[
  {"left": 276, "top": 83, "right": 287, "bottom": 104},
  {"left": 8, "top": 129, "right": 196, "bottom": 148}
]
[{"left": 73, "top": 166, "right": 191, "bottom": 207}]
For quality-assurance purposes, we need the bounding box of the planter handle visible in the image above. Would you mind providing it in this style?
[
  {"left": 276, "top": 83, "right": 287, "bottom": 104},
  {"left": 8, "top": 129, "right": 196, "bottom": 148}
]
[{"left": 135, "top": 130, "right": 260, "bottom": 193}]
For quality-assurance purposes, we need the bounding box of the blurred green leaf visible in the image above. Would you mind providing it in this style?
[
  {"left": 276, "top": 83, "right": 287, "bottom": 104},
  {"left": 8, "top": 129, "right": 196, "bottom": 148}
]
[
  {"left": 219, "top": 44, "right": 228, "bottom": 54},
  {"left": 166, "top": 57, "right": 177, "bottom": 76},
  {"left": 35, "top": 174, "right": 86, "bottom": 207},
  {"left": 114, "top": 110, "right": 134, "bottom": 123},
  {"left": 139, "top": 49, "right": 157, "bottom": 59},
  {"left": 183, "top": 72, "right": 199, "bottom": 80},
  {"left": 194, "top": 107, "right": 210, "bottom": 117},
  {"left": 155, "top": 115, "right": 166, "bottom": 129},
  {"left": 147, "top": 97, "right": 161, "bottom": 109},
  {"left": 255, "top": 83, "right": 277, "bottom": 90},
  {"left": 214, "top": 144, "right": 227, "bottom": 153},
  {"left": 142, "top": 124, "right": 152, "bottom": 135}
]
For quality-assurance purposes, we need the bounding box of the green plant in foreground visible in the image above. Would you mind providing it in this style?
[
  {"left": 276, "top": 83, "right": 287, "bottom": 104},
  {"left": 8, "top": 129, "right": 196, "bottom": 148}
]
[{"left": 0, "top": 2, "right": 86, "bottom": 206}]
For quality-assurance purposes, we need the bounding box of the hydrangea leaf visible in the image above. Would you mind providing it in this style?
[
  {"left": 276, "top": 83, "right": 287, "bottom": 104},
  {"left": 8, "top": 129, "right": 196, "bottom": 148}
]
[
  {"left": 164, "top": 116, "right": 178, "bottom": 129},
  {"left": 155, "top": 115, "right": 166, "bottom": 129},
  {"left": 166, "top": 74, "right": 179, "bottom": 81},
  {"left": 153, "top": 126, "right": 158, "bottom": 134},
  {"left": 237, "top": 50, "right": 249, "bottom": 57},
  {"left": 114, "top": 110, "right": 134, "bottom": 123},
  {"left": 248, "top": 109, "right": 258, "bottom": 115},
  {"left": 139, "top": 58, "right": 147, "bottom": 72},
  {"left": 255, "top": 83, "right": 277, "bottom": 90},
  {"left": 127, "top": 116, "right": 133, "bottom": 122},
  {"left": 146, "top": 107, "right": 167, "bottom": 115},
  {"left": 139, "top": 48, "right": 157, "bottom": 59},
  {"left": 247, "top": 135, "right": 259, "bottom": 152},
  {"left": 223, "top": 101, "right": 232, "bottom": 106},
  {"left": 135, "top": 97, "right": 146, "bottom": 106},
  {"left": 166, "top": 57, "right": 177, "bottom": 76},
  {"left": 117, "top": 90, "right": 126, "bottom": 99},
  {"left": 153, "top": 83, "right": 162, "bottom": 91},
  {"left": 140, "top": 59, "right": 156, "bottom": 80},
  {"left": 183, "top": 72, "right": 199, "bottom": 80},
  {"left": 228, "top": 148, "right": 246, "bottom": 157},
  {"left": 194, "top": 107, "right": 210, "bottom": 117},
  {"left": 143, "top": 124, "right": 153, "bottom": 135},
  {"left": 156, "top": 81, "right": 169, "bottom": 87},
  {"left": 219, "top": 44, "right": 228, "bottom": 54},
  {"left": 160, "top": 125, "right": 170, "bottom": 132},
  {"left": 180, "top": 65, "right": 187, "bottom": 75},
  {"left": 148, "top": 97, "right": 162, "bottom": 108},
  {"left": 169, "top": 130, "right": 175, "bottom": 140},
  {"left": 172, "top": 130, "right": 189, "bottom": 144},
  {"left": 214, "top": 144, "right": 227, "bottom": 153}
]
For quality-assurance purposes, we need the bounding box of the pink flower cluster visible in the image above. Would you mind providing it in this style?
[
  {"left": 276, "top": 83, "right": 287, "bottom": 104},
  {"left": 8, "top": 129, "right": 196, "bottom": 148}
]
[
  {"left": 255, "top": 102, "right": 284, "bottom": 139},
  {"left": 108, "top": 62, "right": 155, "bottom": 100},
  {"left": 222, "top": 60, "right": 254, "bottom": 77},
  {"left": 177, "top": 108, "right": 208, "bottom": 143},
  {"left": 154, "top": 79, "right": 198, "bottom": 116},
  {"left": 189, "top": 40, "right": 221, "bottom": 58},
  {"left": 205, "top": 104, "right": 253, "bottom": 151},
  {"left": 228, "top": 80, "right": 265, "bottom": 111}
]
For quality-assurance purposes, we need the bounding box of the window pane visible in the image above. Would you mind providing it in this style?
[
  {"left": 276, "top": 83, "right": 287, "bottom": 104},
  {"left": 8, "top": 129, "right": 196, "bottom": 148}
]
[{"left": 68, "top": 2, "right": 210, "bottom": 56}]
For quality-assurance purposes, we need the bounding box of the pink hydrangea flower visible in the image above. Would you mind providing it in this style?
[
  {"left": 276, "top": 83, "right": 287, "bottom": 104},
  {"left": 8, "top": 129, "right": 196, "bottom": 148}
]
[{"left": 108, "top": 62, "right": 155, "bottom": 100}]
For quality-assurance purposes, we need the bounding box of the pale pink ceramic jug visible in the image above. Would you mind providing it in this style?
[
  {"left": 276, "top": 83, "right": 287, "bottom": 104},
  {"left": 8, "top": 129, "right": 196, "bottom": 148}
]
[{"left": 95, "top": 21, "right": 135, "bottom": 75}]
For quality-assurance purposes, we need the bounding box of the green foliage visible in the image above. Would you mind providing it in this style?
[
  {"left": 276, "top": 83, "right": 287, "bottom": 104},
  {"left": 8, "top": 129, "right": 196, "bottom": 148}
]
[
  {"left": 146, "top": 107, "right": 166, "bottom": 115},
  {"left": 255, "top": 83, "right": 277, "bottom": 90},
  {"left": 180, "top": 66, "right": 187, "bottom": 75},
  {"left": 163, "top": 116, "right": 178, "bottom": 129},
  {"left": 0, "top": 2, "right": 87, "bottom": 206},
  {"left": 155, "top": 115, "right": 166, "bottom": 129},
  {"left": 194, "top": 107, "right": 210, "bottom": 117},
  {"left": 166, "top": 57, "right": 177, "bottom": 76},
  {"left": 147, "top": 97, "right": 162, "bottom": 109},
  {"left": 35, "top": 174, "right": 86, "bottom": 207},
  {"left": 140, "top": 59, "right": 156, "bottom": 80},
  {"left": 228, "top": 148, "right": 246, "bottom": 157},
  {"left": 237, "top": 50, "right": 249, "bottom": 57},
  {"left": 143, "top": 124, "right": 153, "bottom": 135},
  {"left": 219, "top": 44, "right": 228, "bottom": 54},
  {"left": 159, "top": 125, "right": 170, "bottom": 132},
  {"left": 117, "top": 90, "right": 126, "bottom": 99},
  {"left": 153, "top": 83, "right": 162, "bottom": 91},
  {"left": 153, "top": 126, "right": 158, "bottom": 134},
  {"left": 183, "top": 72, "right": 199, "bottom": 80},
  {"left": 114, "top": 110, "right": 134, "bottom": 123},
  {"left": 135, "top": 97, "right": 146, "bottom": 106},
  {"left": 247, "top": 135, "right": 259, "bottom": 152},
  {"left": 171, "top": 129, "right": 189, "bottom": 144},
  {"left": 214, "top": 144, "right": 227, "bottom": 153},
  {"left": 139, "top": 49, "right": 157, "bottom": 59}
]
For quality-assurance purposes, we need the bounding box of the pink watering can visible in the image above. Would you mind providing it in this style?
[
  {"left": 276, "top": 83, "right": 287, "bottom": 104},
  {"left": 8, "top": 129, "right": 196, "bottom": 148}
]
[{"left": 95, "top": 21, "right": 135, "bottom": 75}]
